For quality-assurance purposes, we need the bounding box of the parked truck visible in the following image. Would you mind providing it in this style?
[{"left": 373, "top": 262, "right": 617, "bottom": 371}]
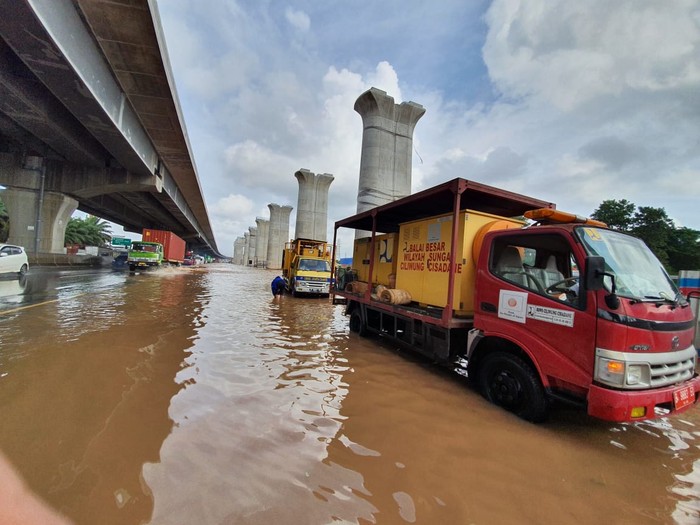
[
  {"left": 127, "top": 229, "right": 186, "bottom": 272},
  {"left": 282, "top": 238, "right": 333, "bottom": 296},
  {"left": 331, "top": 178, "right": 699, "bottom": 423}
]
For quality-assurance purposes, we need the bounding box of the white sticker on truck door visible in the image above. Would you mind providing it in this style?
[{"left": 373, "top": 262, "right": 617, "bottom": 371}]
[
  {"left": 526, "top": 305, "right": 575, "bottom": 327},
  {"left": 498, "top": 290, "right": 528, "bottom": 324}
]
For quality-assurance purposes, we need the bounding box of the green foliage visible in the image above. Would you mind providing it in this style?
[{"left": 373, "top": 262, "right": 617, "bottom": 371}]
[
  {"left": 630, "top": 207, "right": 675, "bottom": 267},
  {"left": 0, "top": 196, "right": 8, "bottom": 243},
  {"left": 591, "top": 200, "right": 636, "bottom": 231},
  {"left": 64, "top": 215, "right": 112, "bottom": 247},
  {"left": 591, "top": 199, "right": 700, "bottom": 272},
  {"left": 667, "top": 227, "right": 700, "bottom": 272}
]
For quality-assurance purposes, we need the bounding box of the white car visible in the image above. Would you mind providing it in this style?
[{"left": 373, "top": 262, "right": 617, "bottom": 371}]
[{"left": 0, "top": 244, "right": 29, "bottom": 275}]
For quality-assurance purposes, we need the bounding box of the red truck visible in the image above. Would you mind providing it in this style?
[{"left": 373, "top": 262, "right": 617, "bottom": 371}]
[{"left": 331, "top": 178, "right": 699, "bottom": 422}]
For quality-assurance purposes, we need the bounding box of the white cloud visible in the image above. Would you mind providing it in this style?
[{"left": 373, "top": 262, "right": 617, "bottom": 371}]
[
  {"left": 285, "top": 7, "right": 310, "bottom": 32},
  {"left": 209, "top": 193, "right": 254, "bottom": 219},
  {"left": 483, "top": 0, "right": 700, "bottom": 111}
]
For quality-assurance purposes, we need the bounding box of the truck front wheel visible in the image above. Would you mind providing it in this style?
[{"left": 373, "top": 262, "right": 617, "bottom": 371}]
[{"left": 478, "top": 352, "right": 548, "bottom": 422}]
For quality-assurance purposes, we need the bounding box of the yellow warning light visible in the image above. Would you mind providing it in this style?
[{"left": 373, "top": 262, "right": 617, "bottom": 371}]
[
  {"left": 630, "top": 406, "right": 647, "bottom": 418},
  {"left": 524, "top": 208, "right": 607, "bottom": 227},
  {"left": 606, "top": 361, "right": 624, "bottom": 374}
]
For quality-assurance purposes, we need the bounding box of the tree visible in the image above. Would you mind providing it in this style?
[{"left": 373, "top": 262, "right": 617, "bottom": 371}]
[
  {"left": 630, "top": 207, "right": 674, "bottom": 267},
  {"left": 64, "top": 215, "right": 112, "bottom": 246},
  {"left": 0, "top": 197, "right": 8, "bottom": 243},
  {"left": 667, "top": 227, "right": 700, "bottom": 273},
  {"left": 590, "top": 199, "right": 635, "bottom": 231}
]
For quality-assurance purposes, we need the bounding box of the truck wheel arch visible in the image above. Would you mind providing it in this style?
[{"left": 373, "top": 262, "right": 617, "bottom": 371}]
[{"left": 468, "top": 335, "right": 545, "bottom": 385}]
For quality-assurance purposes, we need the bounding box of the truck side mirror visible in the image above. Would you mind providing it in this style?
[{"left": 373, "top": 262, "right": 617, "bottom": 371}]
[
  {"left": 584, "top": 256, "right": 605, "bottom": 291},
  {"left": 585, "top": 255, "right": 621, "bottom": 309}
]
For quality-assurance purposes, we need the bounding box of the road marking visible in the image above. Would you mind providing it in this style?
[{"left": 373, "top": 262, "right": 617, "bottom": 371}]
[{"left": 0, "top": 294, "right": 85, "bottom": 315}]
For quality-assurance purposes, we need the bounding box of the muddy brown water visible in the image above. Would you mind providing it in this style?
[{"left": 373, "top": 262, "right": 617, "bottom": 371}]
[{"left": 0, "top": 264, "right": 698, "bottom": 524}]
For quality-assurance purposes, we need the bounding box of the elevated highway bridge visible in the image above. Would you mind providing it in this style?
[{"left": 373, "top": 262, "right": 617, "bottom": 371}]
[{"left": 0, "top": 0, "right": 220, "bottom": 256}]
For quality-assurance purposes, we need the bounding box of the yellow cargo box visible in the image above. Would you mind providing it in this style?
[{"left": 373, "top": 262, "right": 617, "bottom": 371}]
[
  {"left": 352, "top": 233, "right": 398, "bottom": 286},
  {"left": 395, "top": 210, "right": 523, "bottom": 316}
]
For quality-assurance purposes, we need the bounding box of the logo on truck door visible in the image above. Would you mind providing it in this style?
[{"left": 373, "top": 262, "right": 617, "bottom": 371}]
[
  {"left": 498, "top": 289, "right": 575, "bottom": 327},
  {"left": 498, "top": 290, "right": 528, "bottom": 324}
]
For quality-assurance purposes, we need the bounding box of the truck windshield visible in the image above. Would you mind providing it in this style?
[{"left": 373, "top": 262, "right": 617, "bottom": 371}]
[
  {"left": 576, "top": 227, "right": 680, "bottom": 301},
  {"left": 299, "top": 259, "right": 330, "bottom": 272},
  {"left": 132, "top": 243, "right": 158, "bottom": 253}
]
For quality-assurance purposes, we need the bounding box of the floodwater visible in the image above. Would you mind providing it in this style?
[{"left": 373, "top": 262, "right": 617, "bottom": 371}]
[{"left": 0, "top": 264, "right": 699, "bottom": 525}]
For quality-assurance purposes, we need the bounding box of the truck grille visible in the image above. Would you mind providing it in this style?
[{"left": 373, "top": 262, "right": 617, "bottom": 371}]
[{"left": 650, "top": 354, "right": 696, "bottom": 388}]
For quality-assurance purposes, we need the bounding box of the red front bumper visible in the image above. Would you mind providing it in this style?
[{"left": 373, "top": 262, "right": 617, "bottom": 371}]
[{"left": 587, "top": 374, "right": 700, "bottom": 422}]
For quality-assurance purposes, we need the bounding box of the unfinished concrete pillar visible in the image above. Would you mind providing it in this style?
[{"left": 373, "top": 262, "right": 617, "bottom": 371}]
[
  {"left": 354, "top": 87, "right": 425, "bottom": 216},
  {"left": 254, "top": 218, "right": 269, "bottom": 267},
  {"left": 233, "top": 236, "right": 246, "bottom": 265},
  {"left": 243, "top": 232, "right": 250, "bottom": 266},
  {"left": 266, "top": 203, "right": 293, "bottom": 270},
  {"left": 294, "top": 169, "right": 334, "bottom": 242},
  {"left": 247, "top": 227, "right": 257, "bottom": 266}
]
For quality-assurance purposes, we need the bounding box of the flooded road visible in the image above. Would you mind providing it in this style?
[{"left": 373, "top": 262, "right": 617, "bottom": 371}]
[{"left": 0, "top": 264, "right": 698, "bottom": 524}]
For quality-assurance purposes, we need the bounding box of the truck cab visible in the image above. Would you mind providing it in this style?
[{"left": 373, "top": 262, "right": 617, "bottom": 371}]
[
  {"left": 283, "top": 238, "right": 332, "bottom": 297},
  {"left": 474, "top": 221, "right": 697, "bottom": 421},
  {"left": 127, "top": 241, "right": 163, "bottom": 271}
]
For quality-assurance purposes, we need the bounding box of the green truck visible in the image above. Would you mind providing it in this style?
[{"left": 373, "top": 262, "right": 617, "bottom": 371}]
[{"left": 127, "top": 229, "right": 186, "bottom": 272}]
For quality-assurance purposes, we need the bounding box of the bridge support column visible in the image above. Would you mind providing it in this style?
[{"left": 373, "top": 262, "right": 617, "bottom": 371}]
[
  {"left": 354, "top": 88, "right": 425, "bottom": 238},
  {"left": 266, "top": 204, "right": 293, "bottom": 270},
  {"left": 254, "top": 218, "right": 269, "bottom": 268},
  {"left": 247, "top": 226, "right": 257, "bottom": 267},
  {"left": 1, "top": 187, "right": 78, "bottom": 253},
  {"left": 294, "top": 169, "right": 334, "bottom": 242}
]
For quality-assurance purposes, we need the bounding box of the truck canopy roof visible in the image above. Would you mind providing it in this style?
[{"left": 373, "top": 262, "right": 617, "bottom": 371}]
[{"left": 334, "top": 178, "right": 555, "bottom": 233}]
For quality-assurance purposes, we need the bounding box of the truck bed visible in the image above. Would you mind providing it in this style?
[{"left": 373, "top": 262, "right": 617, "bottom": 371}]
[{"left": 331, "top": 178, "right": 554, "bottom": 327}]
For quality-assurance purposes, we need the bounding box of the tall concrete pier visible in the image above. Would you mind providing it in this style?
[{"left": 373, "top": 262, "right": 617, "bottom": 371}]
[
  {"left": 243, "top": 232, "right": 250, "bottom": 265},
  {"left": 294, "top": 169, "right": 334, "bottom": 242},
  {"left": 233, "top": 236, "right": 246, "bottom": 265},
  {"left": 266, "top": 204, "right": 293, "bottom": 270},
  {"left": 354, "top": 87, "right": 425, "bottom": 216},
  {"left": 247, "top": 226, "right": 257, "bottom": 266},
  {"left": 254, "top": 218, "right": 270, "bottom": 267}
]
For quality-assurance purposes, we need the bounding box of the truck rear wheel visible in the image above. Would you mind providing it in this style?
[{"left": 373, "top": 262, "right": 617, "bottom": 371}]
[
  {"left": 478, "top": 352, "right": 548, "bottom": 422},
  {"left": 349, "top": 310, "right": 367, "bottom": 336}
]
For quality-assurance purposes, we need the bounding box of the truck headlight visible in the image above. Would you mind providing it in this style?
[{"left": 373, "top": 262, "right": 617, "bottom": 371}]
[
  {"left": 596, "top": 357, "right": 625, "bottom": 386},
  {"left": 625, "top": 364, "right": 650, "bottom": 386},
  {"left": 626, "top": 365, "right": 642, "bottom": 385}
]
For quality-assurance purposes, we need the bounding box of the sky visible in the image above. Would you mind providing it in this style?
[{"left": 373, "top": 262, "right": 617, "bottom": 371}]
[{"left": 148, "top": 0, "right": 700, "bottom": 258}]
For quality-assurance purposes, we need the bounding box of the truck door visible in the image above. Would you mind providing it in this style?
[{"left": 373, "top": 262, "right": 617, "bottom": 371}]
[{"left": 478, "top": 231, "right": 597, "bottom": 392}]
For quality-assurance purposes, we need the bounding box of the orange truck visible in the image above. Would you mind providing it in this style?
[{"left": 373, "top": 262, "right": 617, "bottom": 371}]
[{"left": 331, "top": 178, "right": 699, "bottom": 422}]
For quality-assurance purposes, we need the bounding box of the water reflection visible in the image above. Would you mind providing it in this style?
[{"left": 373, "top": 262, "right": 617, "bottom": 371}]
[
  {"left": 144, "top": 269, "right": 367, "bottom": 524},
  {"left": 0, "top": 268, "right": 208, "bottom": 525},
  {"left": 0, "top": 274, "right": 27, "bottom": 304},
  {"left": 1, "top": 265, "right": 699, "bottom": 524}
]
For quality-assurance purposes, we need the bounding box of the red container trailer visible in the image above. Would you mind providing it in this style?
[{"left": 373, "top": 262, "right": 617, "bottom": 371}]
[{"left": 141, "top": 229, "right": 186, "bottom": 264}]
